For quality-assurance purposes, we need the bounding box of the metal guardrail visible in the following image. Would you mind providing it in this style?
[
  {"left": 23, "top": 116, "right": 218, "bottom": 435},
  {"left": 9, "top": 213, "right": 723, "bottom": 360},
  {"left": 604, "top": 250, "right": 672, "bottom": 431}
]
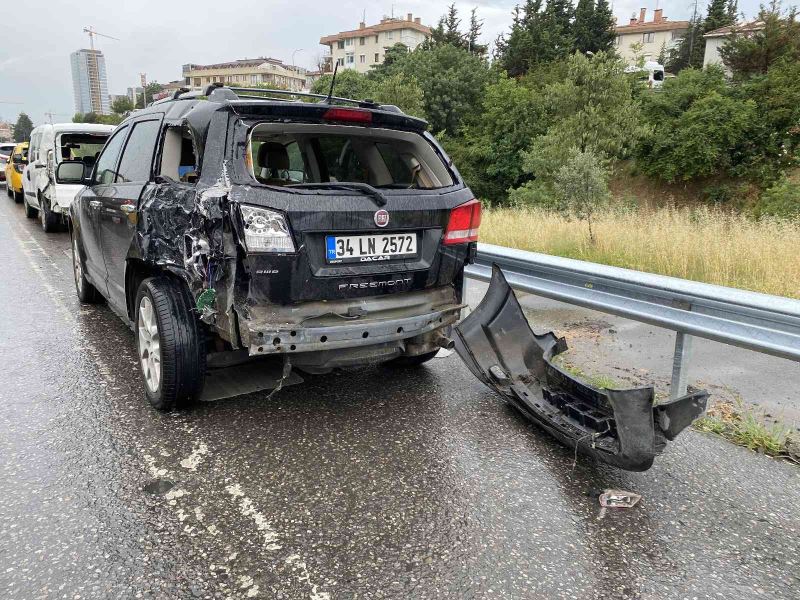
[{"left": 464, "top": 243, "right": 800, "bottom": 399}]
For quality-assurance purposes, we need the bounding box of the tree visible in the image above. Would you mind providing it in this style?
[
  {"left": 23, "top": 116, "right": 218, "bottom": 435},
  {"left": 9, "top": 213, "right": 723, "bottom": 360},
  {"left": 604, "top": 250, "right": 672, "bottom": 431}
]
[
  {"left": 510, "top": 51, "right": 646, "bottom": 205},
  {"left": 369, "top": 43, "right": 409, "bottom": 78},
  {"left": 135, "top": 82, "right": 165, "bottom": 108},
  {"left": 720, "top": 3, "right": 800, "bottom": 77},
  {"left": 466, "top": 8, "right": 488, "bottom": 55},
  {"left": 573, "top": 0, "right": 595, "bottom": 53},
  {"left": 111, "top": 96, "right": 134, "bottom": 114},
  {"left": 496, "top": 0, "right": 574, "bottom": 76},
  {"left": 552, "top": 149, "right": 611, "bottom": 242},
  {"left": 311, "top": 69, "right": 373, "bottom": 100},
  {"left": 636, "top": 66, "right": 759, "bottom": 182},
  {"left": 591, "top": 0, "right": 617, "bottom": 53},
  {"left": 13, "top": 113, "right": 33, "bottom": 142},
  {"left": 446, "top": 73, "right": 547, "bottom": 203},
  {"left": 370, "top": 73, "right": 426, "bottom": 118},
  {"left": 431, "top": 4, "right": 465, "bottom": 47},
  {"left": 394, "top": 44, "right": 492, "bottom": 134}
]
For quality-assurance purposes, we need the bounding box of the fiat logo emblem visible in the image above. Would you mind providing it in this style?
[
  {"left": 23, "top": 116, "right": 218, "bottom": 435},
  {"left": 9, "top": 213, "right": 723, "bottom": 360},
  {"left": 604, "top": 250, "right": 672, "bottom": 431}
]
[{"left": 374, "top": 209, "right": 390, "bottom": 228}]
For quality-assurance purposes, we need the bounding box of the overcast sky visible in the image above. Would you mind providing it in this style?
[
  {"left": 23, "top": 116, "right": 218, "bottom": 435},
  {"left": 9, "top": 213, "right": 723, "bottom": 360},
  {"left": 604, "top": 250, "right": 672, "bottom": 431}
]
[{"left": 1, "top": 0, "right": 763, "bottom": 127}]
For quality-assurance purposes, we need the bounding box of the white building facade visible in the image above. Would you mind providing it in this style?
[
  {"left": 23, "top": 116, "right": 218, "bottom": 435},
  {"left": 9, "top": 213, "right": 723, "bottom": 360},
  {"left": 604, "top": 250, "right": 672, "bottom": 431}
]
[{"left": 320, "top": 14, "right": 431, "bottom": 74}]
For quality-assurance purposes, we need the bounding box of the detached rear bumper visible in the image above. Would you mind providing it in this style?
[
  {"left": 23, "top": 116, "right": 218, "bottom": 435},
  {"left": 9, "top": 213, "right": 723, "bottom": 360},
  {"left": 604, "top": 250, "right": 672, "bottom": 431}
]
[
  {"left": 241, "top": 286, "right": 463, "bottom": 356},
  {"left": 454, "top": 266, "right": 708, "bottom": 472}
]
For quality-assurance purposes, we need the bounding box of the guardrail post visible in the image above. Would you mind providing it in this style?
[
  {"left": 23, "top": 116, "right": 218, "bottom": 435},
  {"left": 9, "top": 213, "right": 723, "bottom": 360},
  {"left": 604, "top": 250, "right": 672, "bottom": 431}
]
[
  {"left": 460, "top": 275, "right": 470, "bottom": 321},
  {"left": 670, "top": 332, "right": 694, "bottom": 399}
]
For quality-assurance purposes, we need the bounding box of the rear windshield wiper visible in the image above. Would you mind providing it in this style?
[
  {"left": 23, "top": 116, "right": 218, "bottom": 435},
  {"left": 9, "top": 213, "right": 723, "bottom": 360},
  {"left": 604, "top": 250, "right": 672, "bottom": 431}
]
[{"left": 285, "top": 182, "right": 387, "bottom": 207}]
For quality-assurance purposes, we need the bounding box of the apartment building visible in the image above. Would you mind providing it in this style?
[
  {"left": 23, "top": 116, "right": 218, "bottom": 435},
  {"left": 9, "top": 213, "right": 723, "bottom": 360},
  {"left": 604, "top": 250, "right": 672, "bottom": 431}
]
[
  {"left": 70, "top": 49, "right": 110, "bottom": 115},
  {"left": 182, "top": 58, "right": 307, "bottom": 92},
  {"left": 703, "top": 21, "right": 764, "bottom": 69},
  {"left": 615, "top": 8, "right": 689, "bottom": 64},
  {"left": 320, "top": 13, "right": 431, "bottom": 74}
]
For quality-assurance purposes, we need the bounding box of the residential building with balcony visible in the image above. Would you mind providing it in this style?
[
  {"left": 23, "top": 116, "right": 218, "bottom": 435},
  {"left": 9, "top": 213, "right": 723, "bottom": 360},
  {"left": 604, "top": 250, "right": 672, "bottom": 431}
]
[
  {"left": 320, "top": 13, "right": 431, "bottom": 74},
  {"left": 615, "top": 8, "right": 690, "bottom": 64},
  {"left": 182, "top": 58, "right": 307, "bottom": 92}
]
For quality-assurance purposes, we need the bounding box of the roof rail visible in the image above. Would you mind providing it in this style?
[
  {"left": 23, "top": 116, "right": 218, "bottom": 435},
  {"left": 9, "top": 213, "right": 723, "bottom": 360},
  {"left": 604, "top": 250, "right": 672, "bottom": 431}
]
[
  {"left": 149, "top": 83, "right": 384, "bottom": 110},
  {"left": 226, "top": 86, "right": 378, "bottom": 108}
]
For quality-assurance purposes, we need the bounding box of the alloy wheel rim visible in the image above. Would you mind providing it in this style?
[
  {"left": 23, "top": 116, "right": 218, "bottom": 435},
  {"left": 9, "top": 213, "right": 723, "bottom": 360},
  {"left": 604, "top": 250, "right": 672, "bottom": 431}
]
[
  {"left": 73, "top": 237, "right": 83, "bottom": 294},
  {"left": 137, "top": 296, "right": 161, "bottom": 393}
]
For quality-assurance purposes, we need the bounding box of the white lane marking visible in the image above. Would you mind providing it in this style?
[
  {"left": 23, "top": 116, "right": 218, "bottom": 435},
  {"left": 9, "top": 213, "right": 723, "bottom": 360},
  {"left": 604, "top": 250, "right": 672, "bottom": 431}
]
[
  {"left": 225, "top": 483, "right": 282, "bottom": 551},
  {"left": 8, "top": 219, "right": 330, "bottom": 600},
  {"left": 180, "top": 442, "right": 209, "bottom": 471},
  {"left": 286, "top": 555, "right": 331, "bottom": 600}
]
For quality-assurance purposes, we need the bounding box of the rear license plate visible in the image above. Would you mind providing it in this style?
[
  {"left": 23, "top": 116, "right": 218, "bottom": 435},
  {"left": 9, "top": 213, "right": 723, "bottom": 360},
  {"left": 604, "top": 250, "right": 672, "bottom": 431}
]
[{"left": 325, "top": 233, "right": 418, "bottom": 264}]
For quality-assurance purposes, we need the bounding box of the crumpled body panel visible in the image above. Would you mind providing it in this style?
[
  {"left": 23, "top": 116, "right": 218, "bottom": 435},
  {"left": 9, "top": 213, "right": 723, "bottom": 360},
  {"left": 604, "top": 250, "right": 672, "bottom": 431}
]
[{"left": 454, "top": 265, "right": 708, "bottom": 471}]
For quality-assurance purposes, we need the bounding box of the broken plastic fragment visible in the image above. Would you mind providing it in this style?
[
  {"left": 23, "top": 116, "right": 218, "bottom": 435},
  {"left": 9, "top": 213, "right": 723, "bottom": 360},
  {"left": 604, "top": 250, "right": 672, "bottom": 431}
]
[{"left": 598, "top": 489, "right": 642, "bottom": 509}]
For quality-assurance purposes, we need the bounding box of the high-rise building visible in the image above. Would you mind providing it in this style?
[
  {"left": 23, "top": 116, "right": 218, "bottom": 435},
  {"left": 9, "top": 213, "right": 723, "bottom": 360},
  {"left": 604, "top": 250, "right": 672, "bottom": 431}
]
[{"left": 71, "top": 49, "right": 110, "bottom": 115}]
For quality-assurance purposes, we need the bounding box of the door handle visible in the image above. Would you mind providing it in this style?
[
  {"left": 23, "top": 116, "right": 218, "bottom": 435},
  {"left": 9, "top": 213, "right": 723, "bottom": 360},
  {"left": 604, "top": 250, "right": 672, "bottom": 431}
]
[
  {"left": 89, "top": 200, "right": 102, "bottom": 210},
  {"left": 120, "top": 204, "right": 136, "bottom": 214}
]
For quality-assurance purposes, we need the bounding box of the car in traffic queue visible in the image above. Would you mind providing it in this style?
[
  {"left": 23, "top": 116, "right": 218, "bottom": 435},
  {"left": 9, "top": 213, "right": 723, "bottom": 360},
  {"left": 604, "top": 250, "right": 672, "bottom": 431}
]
[
  {"left": 23, "top": 123, "right": 114, "bottom": 231},
  {"left": 4, "top": 142, "right": 28, "bottom": 202},
  {"left": 0, "top": 142, "right": 17, "bottom": 187},
  {"left": 67, "top": 83, "right": 480, "bottom": 411}
]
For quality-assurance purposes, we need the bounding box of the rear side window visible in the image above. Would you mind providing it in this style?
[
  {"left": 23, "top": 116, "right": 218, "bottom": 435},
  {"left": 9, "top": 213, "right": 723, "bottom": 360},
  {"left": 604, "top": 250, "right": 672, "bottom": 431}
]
[
  {"left": 94, "top": 126, "right": 129, "bottom": 185},
  {"left": 248, "top": 124, "right": 454, "bottom": 189},
  {"left": 117, "top": 120, "right": 160, "bottom": 183}
]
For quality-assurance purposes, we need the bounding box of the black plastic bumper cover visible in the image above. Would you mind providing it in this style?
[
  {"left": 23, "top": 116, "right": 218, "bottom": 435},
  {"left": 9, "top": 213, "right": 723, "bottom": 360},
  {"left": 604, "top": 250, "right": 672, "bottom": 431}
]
[{"left": 454, "top": 265, "right": 708, "bottom": 471}]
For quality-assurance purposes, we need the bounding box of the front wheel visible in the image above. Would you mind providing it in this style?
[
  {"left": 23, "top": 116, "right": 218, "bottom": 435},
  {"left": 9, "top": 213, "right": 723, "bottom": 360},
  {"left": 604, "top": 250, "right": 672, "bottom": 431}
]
[
  {"left": 23, "top": 194, "right": 37, "bottom": 216},
  {"left": 40, "top": 197, "right": 60, "bottom": 232},
  {"left": 135, "top": 277, "right": 206, "bottom": 411}
]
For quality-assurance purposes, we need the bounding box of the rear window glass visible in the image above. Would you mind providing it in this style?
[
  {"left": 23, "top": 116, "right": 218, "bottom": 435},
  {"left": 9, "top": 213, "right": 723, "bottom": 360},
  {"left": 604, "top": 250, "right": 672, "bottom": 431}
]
[
  {"left": 247, "top": 124, "right": 454, "bottom": 189},
  {"left": 59, "top": 133, "right": 110, "bottom": 164}
]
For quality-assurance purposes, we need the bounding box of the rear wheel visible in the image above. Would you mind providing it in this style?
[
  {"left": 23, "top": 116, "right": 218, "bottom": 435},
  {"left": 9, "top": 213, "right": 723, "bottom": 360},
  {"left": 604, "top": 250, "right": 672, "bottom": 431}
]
[
  {"left": 135, "top": 277, "right": 206, "bottom": 411},
  {"left": 39, "top": 196, "right": 60, "bottom": 232},
  {"left": 23, "top": 193, "right": 36, "bottom": 216},
  {"left": 71, "top": 233, "right": 102, "bottom": 304},
  {"left": 5, "top": 185, "right": 11, "bottom": 198},
  {"left": 387, "top": 350, "right": 439, "bottom": 367}
]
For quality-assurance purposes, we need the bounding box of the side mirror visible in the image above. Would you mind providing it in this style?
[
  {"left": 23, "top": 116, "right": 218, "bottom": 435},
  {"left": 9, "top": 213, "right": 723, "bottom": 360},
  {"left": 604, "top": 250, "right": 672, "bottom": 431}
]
[
  {"left": 56, "top": 160, "right": 88, "bottom": 185},
  {"left": 12, "top": 155, "right": 26, "bottom": 165}
]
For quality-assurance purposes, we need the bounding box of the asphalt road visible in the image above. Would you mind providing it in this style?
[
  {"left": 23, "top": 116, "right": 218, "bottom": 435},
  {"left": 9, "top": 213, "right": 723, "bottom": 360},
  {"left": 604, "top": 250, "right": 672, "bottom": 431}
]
[{"left": 1, "top": 194, "right": 798, "bottom": 600}]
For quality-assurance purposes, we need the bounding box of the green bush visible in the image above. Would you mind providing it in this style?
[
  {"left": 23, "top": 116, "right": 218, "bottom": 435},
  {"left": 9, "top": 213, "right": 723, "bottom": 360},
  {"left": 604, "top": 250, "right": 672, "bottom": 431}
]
[{"left": 753, "top": 179, "right": 800, "bottom": 220}]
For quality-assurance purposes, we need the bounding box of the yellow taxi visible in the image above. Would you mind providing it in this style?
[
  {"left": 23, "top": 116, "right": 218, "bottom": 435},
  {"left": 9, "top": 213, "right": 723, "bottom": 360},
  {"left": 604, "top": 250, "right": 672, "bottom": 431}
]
[{"left": 4, "top": 141, "right": 28, "bottom": 202}]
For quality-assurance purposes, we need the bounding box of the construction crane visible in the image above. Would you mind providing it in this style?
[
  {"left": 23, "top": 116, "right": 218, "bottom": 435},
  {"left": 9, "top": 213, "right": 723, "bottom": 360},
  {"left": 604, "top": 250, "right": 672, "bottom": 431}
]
[{"left": 83, "top": 26, "right": 119, "bottom": 51}]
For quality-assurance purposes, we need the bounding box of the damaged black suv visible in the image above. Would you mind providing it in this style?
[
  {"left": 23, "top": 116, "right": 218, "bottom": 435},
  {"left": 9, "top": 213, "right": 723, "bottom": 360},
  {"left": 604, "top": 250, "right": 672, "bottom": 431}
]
[{"left": 70, "top": 84, "right": 479, "bottom": 410}]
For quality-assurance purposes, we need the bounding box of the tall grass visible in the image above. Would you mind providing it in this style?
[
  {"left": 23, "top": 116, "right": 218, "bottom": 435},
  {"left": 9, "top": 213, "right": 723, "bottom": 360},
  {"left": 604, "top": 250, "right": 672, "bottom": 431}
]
[{"left": 481, "top": 206, "right": 800, "bottom": 299}]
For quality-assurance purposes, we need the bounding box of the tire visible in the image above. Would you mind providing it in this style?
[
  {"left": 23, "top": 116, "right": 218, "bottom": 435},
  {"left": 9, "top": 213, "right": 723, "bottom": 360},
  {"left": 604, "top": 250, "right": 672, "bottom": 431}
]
[
  {"left": 387, "top": 350, "right": 440, "bottom": 367},
  {"left": 14, "top": 189, "right": 24, "bottom": 205},
  {"left": 39, "top": 196, "right": 60, "bottom": 232},
  {"left": 5, "top": 185, "right": 11, "bottom": 198},
  {"left": 135, "top": 277, "right": 206, "bottom": 411},
  {"left": 71, "top": 232, "right": 102, "bottom": 304},
  {"left": 23, "top": 194, "right": 36, "bottom": 216}
]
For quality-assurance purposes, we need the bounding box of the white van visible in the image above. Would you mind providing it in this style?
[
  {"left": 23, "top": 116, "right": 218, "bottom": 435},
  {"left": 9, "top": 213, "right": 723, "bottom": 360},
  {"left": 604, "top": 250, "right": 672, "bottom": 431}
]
[
  {"left": 625, "top": 61, "right": 666, "bottom": 89},
  {"left": 23, "top": 123, "right": 115, "bottom": 232}
]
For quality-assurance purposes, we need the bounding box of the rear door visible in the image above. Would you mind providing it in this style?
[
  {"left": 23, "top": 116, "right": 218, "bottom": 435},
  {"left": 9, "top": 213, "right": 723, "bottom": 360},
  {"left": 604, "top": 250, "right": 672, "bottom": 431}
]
[
  {"left": 78, "top": 124, "right": 129, "bottom": 294},
  {"left": 99, "top": 117, "right": 162, "bottom": 310}
]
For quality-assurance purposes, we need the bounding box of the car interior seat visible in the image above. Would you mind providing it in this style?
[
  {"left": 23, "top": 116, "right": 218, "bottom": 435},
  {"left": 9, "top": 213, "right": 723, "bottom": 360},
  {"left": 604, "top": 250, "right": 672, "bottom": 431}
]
[{"left": 256, "top": 142, "right": 292, "bottom": 186}]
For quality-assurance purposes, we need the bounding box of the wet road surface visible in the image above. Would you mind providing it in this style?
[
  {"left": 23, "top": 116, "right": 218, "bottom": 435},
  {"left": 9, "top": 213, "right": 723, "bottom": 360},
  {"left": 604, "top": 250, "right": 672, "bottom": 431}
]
[{"left": 0, "top": 195, "right": 798, "bottom": 599}]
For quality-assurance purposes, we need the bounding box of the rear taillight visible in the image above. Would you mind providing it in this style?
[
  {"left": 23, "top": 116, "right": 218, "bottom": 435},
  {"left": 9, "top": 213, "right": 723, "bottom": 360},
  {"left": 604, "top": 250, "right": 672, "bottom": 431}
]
[
  {"left": 322, "top": 107, "right": 373, "bottom": 124},
  {"left": 443, "top": 199, "right": 481, "bottom": 245}
]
